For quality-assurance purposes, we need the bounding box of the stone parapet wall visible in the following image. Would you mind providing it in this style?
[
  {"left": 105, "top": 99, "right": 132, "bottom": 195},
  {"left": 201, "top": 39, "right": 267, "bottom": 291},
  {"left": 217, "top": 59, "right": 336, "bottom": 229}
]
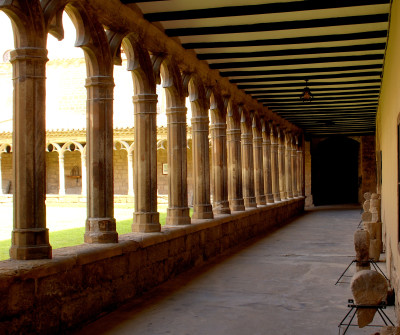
[{"left": 0, "top": 198, "right": 304, "bottom": 334}]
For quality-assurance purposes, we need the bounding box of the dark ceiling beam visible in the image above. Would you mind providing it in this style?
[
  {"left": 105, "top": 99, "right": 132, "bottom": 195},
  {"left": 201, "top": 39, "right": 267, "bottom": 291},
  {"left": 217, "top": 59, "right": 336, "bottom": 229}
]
[
  {"left": 145, "top": 1, "right": 389, "bottom": 22},
  {"left": 276, "top": 109, "right": 377, "bottom": 114},
  {"left": 211, "top": 54, "right": 383, "bottom": 70},
  {"left": 269, "top": 105, "right": 378, "bottom": 112},
  {"left": 184, "top": 30, "right": 388, "bottom": 50},
  {"left": 231, "top": 71, "right": 382, "bottom": 84},
  {"left": 221, "top": 64, "right": 383, "bottom": 77},
  {"left": 246, "top": 86, "right": 381, "bottom": 95},
  {"left": 253, "top": 92, "right": 379, "bottom": 99},
  {"left": 258, "top": 96, "right": 378, "bottom": 103},
  {"left": 239, "top": 79, "right": 381, "bottom": 89},
  {"left": 277, "top": 112, "right": 377, "bottom": 118},
  {"left": 198, "top": 43, "right": 386, "bottom": 60},
  {"left": 272, "top": 105, "right": 377, "bottom": 111},
  {"left": 165, "top": 14, "right": 388, "bottom": 37}
]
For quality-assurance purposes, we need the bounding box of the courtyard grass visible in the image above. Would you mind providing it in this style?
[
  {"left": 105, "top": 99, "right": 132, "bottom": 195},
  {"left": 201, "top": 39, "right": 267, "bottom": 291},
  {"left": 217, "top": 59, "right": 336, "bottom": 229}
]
[{"left": 0, "top": 210, "right": 173, "bottom": 261}]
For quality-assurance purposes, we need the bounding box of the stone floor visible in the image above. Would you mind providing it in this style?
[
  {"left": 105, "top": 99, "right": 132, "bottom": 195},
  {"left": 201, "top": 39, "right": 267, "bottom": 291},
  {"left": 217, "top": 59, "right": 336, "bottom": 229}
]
[{"left": 73, "top": 205, "right": 396, "bottom": 335}]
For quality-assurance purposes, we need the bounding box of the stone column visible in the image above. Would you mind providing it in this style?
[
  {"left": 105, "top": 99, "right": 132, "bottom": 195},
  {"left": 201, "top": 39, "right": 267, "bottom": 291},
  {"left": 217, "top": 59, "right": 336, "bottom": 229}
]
[
  {"left": 241, "top": 113, "right": 257, "bottom": 208},
  {"left": 278, "top": 129, "right": 287, "bottom": 200},
  {"left": 285, "top": 131, "right": 293, "bottom": 198},
  {"left": 252, "top": 118, "right": 266, "bottom": 206},
  {"left": 291, "top": 138, "right": 298, "bottom": 197},
  {"left": 297, "top": 145, "right": 303, "bottom": 196},
  {"left": 132, "top": 93, "right": 161, "bottom": 232},
  {"left": 84, "top": 76, "right": 118, "bottom": 243},
  {"left": 262, "top": 119, "right": 274, "bottom": 204},
  {"left": 81, "top": 150, "right": 87, "bottom": 196},
  {"left": 210, "top": 108, "right": 230, "bottom": 215},
  {"left": 127, "top": 151, "right": 134, "bottom": 196},
  {"left": 191, "top": 112, "right": 214, "bottom": 219},
  {"left": 271, "top": 125, "right": 281, "bottom": 202},
  {"left": 227, "top": 104, "right": 245, "bottom": 211},
  {"left": 58, "top": 153, "right": 66, "bottom": 195},
  {"left": 166, "top": 106, "right": 191, "bottom": 225},
  {"left": 9, "top": 47, "right": 51, "bottom": 260}
]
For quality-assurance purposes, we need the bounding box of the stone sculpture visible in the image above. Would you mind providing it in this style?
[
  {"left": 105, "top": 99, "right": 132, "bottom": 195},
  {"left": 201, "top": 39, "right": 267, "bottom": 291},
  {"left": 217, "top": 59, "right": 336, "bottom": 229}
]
[
  {"left": 378, "top": 326, "right": 400, "bottom": 334},
  {"left": 354, "top": 229, "right": 371, "bottom": 271},
  {"left": 362, "top": 193, "right": 382, "bottom": 262},
  {"left": 350, "top": 270, "right": 388, "bottom": 328}
]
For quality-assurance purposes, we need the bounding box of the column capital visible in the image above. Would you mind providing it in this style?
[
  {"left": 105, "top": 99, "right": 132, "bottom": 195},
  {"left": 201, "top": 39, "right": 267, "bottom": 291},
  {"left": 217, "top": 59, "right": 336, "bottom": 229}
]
[
  {"left": 10, "top": 47, "right": 48, "bottom": 63},
  {"left": 166, "top": 106, "right": 187, "bottom": 115},
  {"left": 132, "top": 93, "right": 158, "bottom": 104},
  {"left": 85, "top": 76, "right": 114, "bottom": 88}
]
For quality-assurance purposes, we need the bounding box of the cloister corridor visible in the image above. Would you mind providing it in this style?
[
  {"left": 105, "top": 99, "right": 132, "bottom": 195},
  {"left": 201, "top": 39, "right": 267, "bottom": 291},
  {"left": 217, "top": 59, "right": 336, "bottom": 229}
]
[{"left": 73, "top": 205, "right": 392, "bottom": 335}]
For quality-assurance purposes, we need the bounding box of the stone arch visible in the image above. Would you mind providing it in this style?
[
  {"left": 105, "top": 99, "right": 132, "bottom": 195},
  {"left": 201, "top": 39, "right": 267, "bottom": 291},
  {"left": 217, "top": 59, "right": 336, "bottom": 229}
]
[
  {"left": 187, "top": 74, "right": 209, "bottom": 118},
  {"left": 312, "top": 136, "right": 360, "bottom": 206},
  {"left": 0, "top": 0, "right": 46, "bottom": 48},
  {"left": 158, "top": 56, "right": 185, "bottom": 107},
  {"left": 43, "top": 0, "right": 113, "bottom": 76},
  {"left": 123, "top": 34, "right": 156, "bottom": 95}
]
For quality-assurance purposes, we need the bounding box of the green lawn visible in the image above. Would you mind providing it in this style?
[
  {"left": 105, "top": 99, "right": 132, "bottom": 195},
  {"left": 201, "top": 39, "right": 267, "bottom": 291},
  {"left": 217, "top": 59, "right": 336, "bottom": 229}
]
[{"left": 0, "top": 211, "right": 172, "bottom": 261}]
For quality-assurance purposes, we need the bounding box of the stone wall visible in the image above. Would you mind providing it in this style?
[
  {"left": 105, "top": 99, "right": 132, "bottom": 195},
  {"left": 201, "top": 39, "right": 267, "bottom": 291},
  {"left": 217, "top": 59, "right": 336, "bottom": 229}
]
[
  {"left": 361, "top": 135, "right": 377, "bottom": 196},
  {"left": 46, "top": 151, "right": 59, "bottom": 194},
  {"left": 0, "top": 152, "right": 12, "bottom": 194},
  {"left": 0, "top": 198, "right": 304, "bottom": 334},
  {"left": 113, "top": 147, "right": 129, "bottom": 195},
  {"left": 304, "top": 140, "right": 313, "bottom": 207},
  {"left": 157, "top": 149, "right": 168, "bottom": 195}
]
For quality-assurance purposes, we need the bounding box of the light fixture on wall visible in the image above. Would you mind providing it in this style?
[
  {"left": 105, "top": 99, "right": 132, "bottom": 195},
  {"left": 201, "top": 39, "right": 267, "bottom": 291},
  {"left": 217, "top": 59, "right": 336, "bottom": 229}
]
[{"left": 300, "top": 79, "right": 313, "bottom": 102}]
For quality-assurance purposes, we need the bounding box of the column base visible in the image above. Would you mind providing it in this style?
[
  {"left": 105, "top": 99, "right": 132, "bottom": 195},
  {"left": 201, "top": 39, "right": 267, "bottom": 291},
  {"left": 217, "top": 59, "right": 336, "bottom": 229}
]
[
  {"left": 166, "top": 207, "right": 191, "bottom": 226},
  {"left": 229, "top": 198, "right": 245, "bottom": 212},
  {"left": 192, "top": 204, "right": 214, "bottom": 220},
  {"left": 84, "top": 217, "right": 118, "bottom": 243},
  {"left": 132, "top": 212, "right": 161, "bottom": 232},
  {"left": 213, "top": 200, "right": 231, "bottom": 215},
  {"left": 244, "top": 197, "right": 257, "bottom": 208},
  {"left": 273, "top": 193, "right": 281, "bottom": 202},
  {"left": 256, "top": 195, "right": 266, "bottom": 206},
  {"left": 10, "top": 228, "right": 52, "bottom": 260},
  {"left": 266, "top": 194, "right": 274, "bottom": 204}
]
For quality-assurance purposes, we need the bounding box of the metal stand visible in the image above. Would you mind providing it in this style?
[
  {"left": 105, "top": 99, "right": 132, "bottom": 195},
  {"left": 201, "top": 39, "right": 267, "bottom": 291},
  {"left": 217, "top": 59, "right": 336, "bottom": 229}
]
[
  {"left": 335, "top": 259, "right": 389, "bottom": 285},
  {"left": 338, "top": 299, "right": 394, "bottom": 334}
]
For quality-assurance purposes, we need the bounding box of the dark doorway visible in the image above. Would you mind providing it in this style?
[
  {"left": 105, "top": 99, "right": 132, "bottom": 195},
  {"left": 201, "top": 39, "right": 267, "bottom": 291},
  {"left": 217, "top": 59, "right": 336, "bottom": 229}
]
[{"left": 312, "top": 136, "right": 359, "bottom": 206}]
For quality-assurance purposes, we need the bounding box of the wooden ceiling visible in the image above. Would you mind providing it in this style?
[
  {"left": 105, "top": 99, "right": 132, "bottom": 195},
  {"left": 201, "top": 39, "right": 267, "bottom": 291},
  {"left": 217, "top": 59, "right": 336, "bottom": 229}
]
[{"left": 122, "top": 0, "right": 391, "bottom": 136}]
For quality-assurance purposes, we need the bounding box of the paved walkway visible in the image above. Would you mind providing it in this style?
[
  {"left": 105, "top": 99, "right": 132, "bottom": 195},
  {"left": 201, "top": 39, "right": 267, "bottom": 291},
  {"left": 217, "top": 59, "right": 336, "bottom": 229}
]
[{"left": 74, "top": 205, "right": 395, "bottom": 335}]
